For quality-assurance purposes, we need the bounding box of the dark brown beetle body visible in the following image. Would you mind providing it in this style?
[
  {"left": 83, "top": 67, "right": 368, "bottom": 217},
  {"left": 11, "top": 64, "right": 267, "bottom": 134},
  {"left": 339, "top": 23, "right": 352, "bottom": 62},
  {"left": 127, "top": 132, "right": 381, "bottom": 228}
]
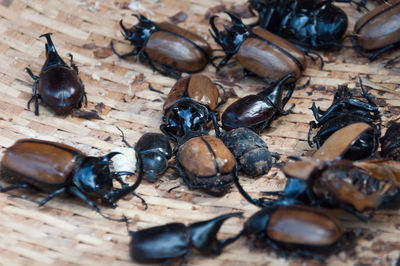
[
  {"left": 177, "top": 135, "right": 236, "bottom": 196},
  {"left": 353, "top": 0, "right": 400, "bottom": 60},
  {"left": 222, "top": 128, "right": 280, "bottom": 177},
  {"left": 112, "top": 15, "right": 212, "bottom": 78},
  {"left": 242, "top": 205, "right": 344, "bottom": 260},
  {"left": 161, "top": 74, "right": 223, "bottom": 142},
  {"left": 222, "top": 73, "right": 295, "bottom": 133},
  {"left": 381, "top": 122, "right": 400, "bottom": 160},
  {"left": 0, "top": 139, "right": 143, "bottom": 221},
  {"left": 26, "top": 33, "right": 86, "bottom": 116},
  {"left": 209, "top": 13, "right": 306, "bottom": 83}
]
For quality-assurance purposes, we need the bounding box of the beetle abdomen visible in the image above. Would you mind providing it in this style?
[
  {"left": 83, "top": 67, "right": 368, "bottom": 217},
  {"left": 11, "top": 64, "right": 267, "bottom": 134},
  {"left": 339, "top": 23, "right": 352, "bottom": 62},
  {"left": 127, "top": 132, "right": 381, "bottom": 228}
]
[
  {"left": 145, "top": 31, "right": 209, "bottom": 73},
  {"left": 1, "top": 139, "right": 81, "bottom": 188},
  {"left": 354, "top": 0, "right": 400, "bottom": 51},
  {"left": 267, "top": 205, "right": 344, "bottom": 247},
  {"left": 39, "top": 67, "right": 84, "bottom": 114}
]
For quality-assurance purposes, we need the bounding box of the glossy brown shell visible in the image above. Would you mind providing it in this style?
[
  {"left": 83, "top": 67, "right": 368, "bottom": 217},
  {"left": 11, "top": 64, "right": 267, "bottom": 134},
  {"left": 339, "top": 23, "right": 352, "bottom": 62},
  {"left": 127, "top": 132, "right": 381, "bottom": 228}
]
[
  {"left": 237, "top": 27, "right": 306, "bottom": 81},
  {"left": 354, "top": 0, "right": 400, "bottom": 50},
  {"left": 267, "top": 205, "right": 344, "bottom": 246},
  {"left": 177, "top": 136, "right": 235, "bottom": 177},
  {"left": 144, "top": 22, "right": 211, "bottom": 73},
  {"left": 163, "top": 74, "right": 219, "bottom": 111},
  {"left": 1, "top": 139, "right": 82, "bottom": 190},
  {"left": 38, "top": 66, "right": 84, "bottom": 114}
]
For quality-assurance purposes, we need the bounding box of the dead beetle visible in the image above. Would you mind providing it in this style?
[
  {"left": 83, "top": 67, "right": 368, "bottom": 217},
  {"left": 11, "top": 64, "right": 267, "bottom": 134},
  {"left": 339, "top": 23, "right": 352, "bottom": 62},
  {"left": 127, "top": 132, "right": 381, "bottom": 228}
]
[
  {"left": 248, "top": 0, "right": 352, "bottom": 49},
  {"left": 111, "top": 14, "right": 212, "bottom": 78},
  {"left": 209, "top": 12, "right": 307, "bottom": 83},
  {"left": 128, "top": 212, "right": 243, "bottom": 264},
  {"left": 0, "top": 139, "right": 143, "bottom": 221},
  {"left": 308, "top": 80, "right": 381, "bottom": 159},
  {"left": 222, "top": 128, "right": 280, "bottom": 177},
  {"left": 242, "top": 204, "right": 344, "bottom": 261},
  {"left": 161, "top": 74, "right": 224, "bottom": 142},
  {"left": 176, "top": 135, "right": 237, "bottom": 196},
  {"left": 222, "top": 73, "right": 295, "bottom": 133},
  {"left": 352, "top": 0, "right": 400, "bottom": 61},
  {"left": 26, "top": 33, "right": 86, "bottom": 116},
  {"left": 381, "top": 122, "right": 400, "bottom": 160},
  {"left": 134, "top": 132, "right": 172, "bottom": 182}
]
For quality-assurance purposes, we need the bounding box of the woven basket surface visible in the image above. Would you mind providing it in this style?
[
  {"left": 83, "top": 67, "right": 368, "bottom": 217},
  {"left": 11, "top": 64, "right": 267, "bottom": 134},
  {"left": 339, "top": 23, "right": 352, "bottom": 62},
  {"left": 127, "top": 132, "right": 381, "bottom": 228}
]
[{"left": 0, "top": 0, "right": 399, "bottom": 265}]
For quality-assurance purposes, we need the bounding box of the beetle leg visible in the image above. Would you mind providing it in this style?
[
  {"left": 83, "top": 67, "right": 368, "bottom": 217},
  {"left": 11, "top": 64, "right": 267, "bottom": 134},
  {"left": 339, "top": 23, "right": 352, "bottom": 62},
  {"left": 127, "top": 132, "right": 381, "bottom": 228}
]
[
  {"left": 216, "top": 54, "right": 234, "bottom": 70},
  {"left": 69, "top": 186, "right": 125, "bottom": 222},
  {"left": 292, "top": 249, "right": 325, "bottom": 263},
  {"left": 385, "top": 55, "right": 400, "bottom": 67},
  {"left": 116, "top": 126, "right": 133, "bottom": 148},
  {"left": 308, "top": 121, "right": 318, "bottom": 147},
  {"left": 110, "top": 41, "right": 141, "bottom": 58},
  {"left": 369, "top": 43, "right": 400, "bottom": 61},
  {"left": 68, "top": 53, "right": 79, "bottom": 73},
  {"left": 266, "top": 239, "right": 288, "bottom": 260},
  {"left": 0, "top": 183, "right": 36, "bottom": 193},
  {"left": 37, "top": 187, "right": 67, "bottom": 206},
  {"left": 26, "top": 67, "right": 41, "bottom": 115},
  {"left": 210, "top": 112, "right": 222, "bottom": 138}
]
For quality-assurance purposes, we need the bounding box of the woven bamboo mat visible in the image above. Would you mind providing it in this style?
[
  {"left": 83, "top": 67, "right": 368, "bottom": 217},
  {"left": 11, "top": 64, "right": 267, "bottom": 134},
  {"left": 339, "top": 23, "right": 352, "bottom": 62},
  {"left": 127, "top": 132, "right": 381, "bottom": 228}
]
[{"left": 0, "top": 0, "right": 399, "bottom": 265}]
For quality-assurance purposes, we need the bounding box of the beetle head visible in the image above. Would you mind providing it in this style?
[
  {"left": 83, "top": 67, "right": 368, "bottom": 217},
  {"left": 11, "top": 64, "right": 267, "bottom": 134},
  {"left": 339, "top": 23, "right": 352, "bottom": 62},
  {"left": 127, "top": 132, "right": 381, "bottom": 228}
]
[
  {"left": 189, "top": 212, "right": 243, "bottom": 255},
  {"left": 120, "top": 14, "right": 158, "bottom": 48},
  {"left": 40, "top": 33, "right": 68, "bottom": 71},
  {"left": 209, "top": 12, "right": 250, "bottom": 55}
]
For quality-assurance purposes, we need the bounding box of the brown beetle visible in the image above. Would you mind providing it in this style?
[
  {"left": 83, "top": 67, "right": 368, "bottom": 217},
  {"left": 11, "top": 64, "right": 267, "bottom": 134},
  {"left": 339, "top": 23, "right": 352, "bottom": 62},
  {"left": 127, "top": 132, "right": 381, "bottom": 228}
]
[
  {"left": 176, "top": 135, "right": 236, "bottom": 196},
  {"left": 210, "top": 12, "right": 307, "bottom": 83},
  {"left": 26, "top": 33, "right": 86, "bottom": 116},
  {"left": 0, "top": 139, "right": 143, "bottom": 221},
  {"left": 381, "top": 122, "right": 400, "bottom": 160},
  {"left": 112, "top": 15, "right": 212, "bottom": 78},
  {"left": 242, "top": 204, "right": 344, "bottom": 261},
  {"left": 352, "top": 0, "right": 400, "bottom": 60}
]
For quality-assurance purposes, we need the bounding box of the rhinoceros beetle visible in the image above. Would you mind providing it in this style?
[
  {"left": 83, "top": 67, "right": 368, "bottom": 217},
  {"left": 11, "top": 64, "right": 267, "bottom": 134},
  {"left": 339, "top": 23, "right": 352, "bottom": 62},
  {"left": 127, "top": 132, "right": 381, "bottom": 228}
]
[
  {"left": 111, "top": 14, "right": 212, "bottom": 78},
  {"left": 222, "top": 128, "right": 280, "bottom": 177},
  {"left": 352, "top": 0, "right": 400, "bottom": 61},
  {"left": 26, "top": 33, "right": 86, "bottom": 116},
  {"left": 248, "top": 0, "right": 356, "bottom": 49},
  {"left": 128, "top": 212, "right": 243, "bottom": 264},
  {"left": 161, "top": 74, "right": 225, "bottom": 142},
  {"left": 241, "top": 204, "right": 344, "bottom": 261},
  {"left": 234, "top": 122, "right": 397, "bottom": 221},
  {"left": 222, "top": 73, "right": 295, "bottom": 133},
  {"left": 0, "top": 139, "right": 143, "bottom": 221},
  {"left": 176, "top": 134, "right": 238, "bottom": 196},
  {"left": 209, "top": 12, "right": 307, "bottom": 83},
  {"left": 381, "top": 122, "right": 400, "bottom": 161},
  {"left": 308, "top": 79, "right": 381, "bottom": 159}
]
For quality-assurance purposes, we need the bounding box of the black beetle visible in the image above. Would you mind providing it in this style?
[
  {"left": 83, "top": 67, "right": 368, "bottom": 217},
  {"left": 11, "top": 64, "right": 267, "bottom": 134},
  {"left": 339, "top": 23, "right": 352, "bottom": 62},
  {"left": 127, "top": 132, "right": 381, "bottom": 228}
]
[
  {"left": 308, "top": 79, "right": 381, "bottom": 159},
  {"left": 161, "top": 74, "right": 224, "bottom": 142},
  {"left": 26, "top": 33, "right": 86, "bottom": 116},
  {"left": 381, "top": 122, "right": 400, "bottom": 161},
  {"left": 128, "top": 212, "right": 243, "bottom": 264},
  {"left": 352, "top": 0, "right": 400, "bottom": 61},
  {"left": 209, "top": 12, "right": 307, "bottom": 83},
  {"left": 222, "top": 128, "right": 280, "bottom": 177},
  {"left": 111, "top": 14, "right": 213, "bottom": 78},
  {"left": 248, "top": 0, "right": 354, "bottom": 49},
  {"left": 222, "top": 73, "right": 295, "bottom": 134},
  {"left": 241, "top": 204, "right": 344, "bottom": 261},
  {"left": 0, "top": 138, "right": 143, "bottom": 221}
]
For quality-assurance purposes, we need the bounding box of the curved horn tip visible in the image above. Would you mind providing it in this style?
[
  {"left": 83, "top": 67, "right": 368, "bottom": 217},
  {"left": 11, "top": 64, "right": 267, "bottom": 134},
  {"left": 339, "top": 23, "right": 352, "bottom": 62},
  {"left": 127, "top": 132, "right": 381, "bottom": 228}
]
[{"left": 39, "top": 32, "right": 53, "bottom": 38}]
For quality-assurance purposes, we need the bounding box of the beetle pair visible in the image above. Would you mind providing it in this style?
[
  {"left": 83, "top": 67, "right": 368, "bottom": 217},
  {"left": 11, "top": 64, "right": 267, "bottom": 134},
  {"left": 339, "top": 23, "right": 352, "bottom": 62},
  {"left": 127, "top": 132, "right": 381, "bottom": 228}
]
[
  {"left": 0, "top": 139, "right": 144, "bottom": 221},
  {"left": 112, "top": 14, "right": 213, "bottom": 78}
]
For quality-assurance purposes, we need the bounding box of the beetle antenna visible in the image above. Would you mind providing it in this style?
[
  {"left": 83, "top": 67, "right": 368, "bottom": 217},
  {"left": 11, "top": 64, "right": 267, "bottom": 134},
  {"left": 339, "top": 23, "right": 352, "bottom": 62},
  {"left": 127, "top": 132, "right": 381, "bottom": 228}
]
[{"left": 116, "top": 126, "right": 133, "bottom": 148}]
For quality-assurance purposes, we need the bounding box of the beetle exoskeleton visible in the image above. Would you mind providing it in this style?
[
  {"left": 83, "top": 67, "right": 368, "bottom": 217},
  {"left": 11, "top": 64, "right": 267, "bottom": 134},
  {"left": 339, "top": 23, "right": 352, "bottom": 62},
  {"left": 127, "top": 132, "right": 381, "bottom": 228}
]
[
  {"left": 26, "top": 33, "right": 86, "bottom": 116},
  {"left": 112, "top": 14, "right": 212, "bottom": 78},
  {"left": 222, "top": 128, "right": 280, "bottom": 177},
  {"left": 222, "top": 73, "right": 295, "bottom": 133},
  {"left": 242, "top": 204, "right": 344, "bottom": 260},
  {"left": 308, "top": 80, "right": 381, "bottom": 159},
  {"left": 249, "top": 0, "right": 349, "bottom": 49},
  {"left": 161, "top": 74, "right": 223, "bottom": 142},
  {"left": 0, "top": 139, "right": 143, "bottom": 221},
  {"left": 381, "top": 122, "right": 400, "bottom": 161},
  {"left": 134, "top": 132, "right": 172, "bottom": 182},
  {"left": 209, "top": 12, "right": 306, "bottom": 83},
  {"left": 176, "top": 135, "right": 237, "bottom": 196},
  {"left": 129, "top": 212, "right": 243, "bottom": 264},
  {"left": 352, "top": 0, "right": 400, "bottom": 61}
]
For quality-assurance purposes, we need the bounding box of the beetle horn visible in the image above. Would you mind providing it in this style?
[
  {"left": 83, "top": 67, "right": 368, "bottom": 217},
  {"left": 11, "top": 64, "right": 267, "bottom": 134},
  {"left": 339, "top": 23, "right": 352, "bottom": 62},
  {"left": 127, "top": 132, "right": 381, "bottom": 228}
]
[
  {"left": 224, "top": 12, "right": 244, "bottom": 28},
  {"left": 209, "top": 15, "right": 222, "bottom": 40},
  {"left": 102, "top": 152, "right": 121, "bottom": 163},
  {"left": 39, "top": 33, "right": 67, "bottom": 69},
  {"left": 189, "top": 212, "right": 243, "bottom": 255},
  {"left": 119, "top": 20, "right": 129, "bottom": 36}
]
